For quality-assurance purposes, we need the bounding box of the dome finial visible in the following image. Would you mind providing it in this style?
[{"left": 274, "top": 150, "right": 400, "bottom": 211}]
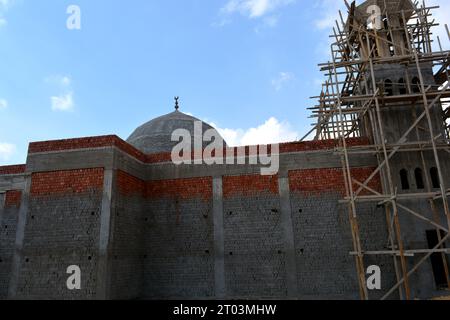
[{"left": 174, "top": 96, "right": 180, "bottom": 111}]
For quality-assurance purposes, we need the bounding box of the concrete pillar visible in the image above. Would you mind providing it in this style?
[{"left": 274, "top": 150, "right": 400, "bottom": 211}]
[
  {"left": 0, "top": 192, "right": 5, "bottom": 227},
  {"left": 8, "top": 176, "right": 31, "bottom": 299},
  {"left": 96, "top": 169, "right": 115, "bottom": 300},
  {"left": 278, "top": 174, "right": 298, "bottom": 298},
  {"left": 213, "top": 176, "right": 226, "bottom": 299}
]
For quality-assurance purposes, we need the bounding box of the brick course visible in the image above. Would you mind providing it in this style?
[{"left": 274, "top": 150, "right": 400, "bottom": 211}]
[
  {"left": 117, "top": 170, "right": 145, "bottom": 196},
  {"left": 26, "top": 135, "right": 370, "bottom": 165},
  {"left": 5, "top": 191, "right": 22, "bottom": 208},
  {"left": 289, "top": 167, "right": 382, "bottom": 196},
  {"left": 223, "top": 175, "right": 279, "bottom": 199},
  {"left": 30, "top": 168, "right": 104, "bottom": 196},
  {"left": 146, "top": 177, "right": 213, "bottom": 201},
  {"left": 0, "top": 165, "right": 26, "bottom": 175}
]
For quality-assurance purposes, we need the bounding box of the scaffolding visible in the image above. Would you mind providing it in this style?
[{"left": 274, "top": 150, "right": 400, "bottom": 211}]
[{"left": 308, "top": 0, "right": 450, "bottom": 300}]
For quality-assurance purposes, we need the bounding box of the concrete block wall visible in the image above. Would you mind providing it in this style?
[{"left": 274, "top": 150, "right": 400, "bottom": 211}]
[
  {"left": 222, "top": 175, "right": 287, "bottom": 298},
  {"left": 0, "top": 165, "right": 26, "bottom": 299},
  {"left": 12, "top": 168, "right": 104, "bottom": 299},
  {"left": 289, "top": 168, "right": 396, "bottom": 300},
  {"left": 289, "top": 192, "right": 358, "bottom": 298},
  {"left": 355, "top": 201, "right": 398, "bottom": 300},
  {"left": 143, "top": 177, "right": 215, "bottom": 299},
  {"left": 0, "top": 191, "right": 22, "bottom": 298},
  {"left": 109, "top": 170, "right": 145, "bottom": 300}
]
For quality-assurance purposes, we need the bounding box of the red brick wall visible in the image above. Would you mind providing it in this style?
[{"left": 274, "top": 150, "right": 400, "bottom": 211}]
[
  {"left": 146, "top": 177, "right": 213, "bottom": 201},
  {"left": 28, "top": 135, "right": 147, "bottom": 162},
  {"left": 223, "top": 174, "right": 279, "bottom": 199},
  {"left": 24, "top": 134, "right": 369, "bottom": 165},
  {"left": 289, "top": 167, "right": 382, "bottom": 196},
  {"left": 146, "top": 138, "right": 370, "bottom": 164},
  {"left": 30, "top": 168, "right": 104, "bottom": 196},
  {"left": 0, "top": 165, "right": 26, "bottom": 175},
  {"left": 279, "top": 137, "right": 369, "bottom": 153},
  {"left": 116, "top": 170, "right": 145, "bottom": 196},
  {"left": 4, "top": 190, "right": 22, "bottom": 208}
]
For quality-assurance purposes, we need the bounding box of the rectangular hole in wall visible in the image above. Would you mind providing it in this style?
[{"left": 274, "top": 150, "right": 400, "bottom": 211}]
[{"left": 426, "top": 230, "right": 450, "bottom": 289}]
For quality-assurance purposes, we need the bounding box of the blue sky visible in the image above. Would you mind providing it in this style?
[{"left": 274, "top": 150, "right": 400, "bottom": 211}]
[{"left": 0, "top": 0, "right": 449, "bottom": 165}]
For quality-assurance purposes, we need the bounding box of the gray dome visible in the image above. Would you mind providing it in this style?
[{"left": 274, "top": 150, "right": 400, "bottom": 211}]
[{"left": 127, "top": 110, "right": 227, "bottom": 154}]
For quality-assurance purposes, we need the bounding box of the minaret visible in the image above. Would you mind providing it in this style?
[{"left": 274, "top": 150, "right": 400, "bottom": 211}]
[
  {"left": 314, "top": 0, "right": 450, "bottom": 299},
  {"left": 352, "top": 0, "right": 446, "bottom": 144}
]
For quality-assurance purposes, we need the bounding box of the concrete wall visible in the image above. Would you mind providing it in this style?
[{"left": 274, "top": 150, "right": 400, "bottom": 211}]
[
  {"left": 109, "top": 170, "right": 145, "bottom": 300},
  {"left": 222, "top": 175, "right": 287, "bottom": 298},
  {"left": 0, "top": 167, "right": 26, "bottom": 299},
  {"left": 11, "top": 169, "right": 104, "bottom": 299},
  {"left": 143, "top": 177, "right": 215, "bottom": 299},
  {"left": 288, "top": 169, "right": 396, "bottom": 300},
  {"left": 0, "top": 192, "right": 21, "bottom": 299}
]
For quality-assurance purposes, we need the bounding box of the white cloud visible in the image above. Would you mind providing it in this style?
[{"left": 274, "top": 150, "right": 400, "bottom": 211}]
[
  {"left": 263, "top": 15, "right": 278, "bottom": 27},
  {"left": 253, "top": 15, "right": 280, "bottom": 33},
  {"left": 271, "top": 72, "right": 295, "bottom": 91},
  {"left": 212, "top": 117, "right": 299, "bottom": 146},
  {"left": 221, "top": 0, "right": 295, "bottom": 19},
  {"left": 46, "top": 75, "right": 75, "bottom": 112},
  {"left": 45, "top": 75, "right": 72, "bottom": 87},
  {"left": 308, "top": 2, "right": 353, "bottom": 62},
  {"left": 313, "top": 0, "right": 346, "bottom": 31},
  {"left": 0, "top": 142, "right": 16, "bottom": 162},
  {"left": 0, "top": 98, "right": 7, "bottom": 110},
  {"left": 0, "top": 0, "right": 15, "bottom": 10},
  {"left": 51, "top": 92, "right": 74, "bottom": 112},
  {"left": 61, "top": 76, "right": 71, "bottom": 86},
  {"left": 0, "top": 0, "right": 16, "bottom": 27}
]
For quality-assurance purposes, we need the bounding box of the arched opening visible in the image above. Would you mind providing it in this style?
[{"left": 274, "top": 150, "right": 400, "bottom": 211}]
[
  {"left": 412, "top": 77, "right": 421, "bottom": 93},
  {"left": 415, "top": 168, "right": 425, "bottom": 189},
  {"left": 398, "top": 78, "right": 407, "bottom": 94},
  {"left": 430, "top": 167, "right": 440, "bottom": 188},
  {"left": 400, "top": 169, "right": 410, "bottom": 190},
  {"left": 385, "top": 79, "right": 393, "bottom": 96}
]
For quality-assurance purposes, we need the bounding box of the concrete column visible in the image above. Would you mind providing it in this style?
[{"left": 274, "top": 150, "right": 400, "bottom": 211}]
[
  {"left": 96, "top": 169, "right": 115, "bottom": 300},
  {"left": 213, "top": 176, "right": 226, "bottom": 299},
  {"left": 8, "top": 176, "right": 32, "bottom": 299},
  {"left": 278, "top": 174, "right": 298, "bottom": 298},
  {"left": 0, "top": 193, "right": 5, "bottom": 227}
]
